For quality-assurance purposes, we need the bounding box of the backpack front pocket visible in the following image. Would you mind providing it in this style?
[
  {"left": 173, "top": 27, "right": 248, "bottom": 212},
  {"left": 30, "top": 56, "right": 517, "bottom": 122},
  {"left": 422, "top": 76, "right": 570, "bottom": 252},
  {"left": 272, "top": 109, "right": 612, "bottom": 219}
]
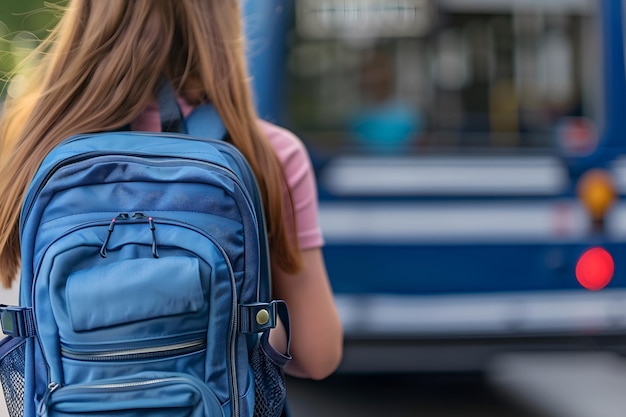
[
  {"left": 65, "top": 256, "right": 204, "bottom": 332},
  {"left": 40, "top": 372, "right": 224, "bottom": 417},
  {"left": 35, "top": 220, "right": 239, "bottom": 407}
]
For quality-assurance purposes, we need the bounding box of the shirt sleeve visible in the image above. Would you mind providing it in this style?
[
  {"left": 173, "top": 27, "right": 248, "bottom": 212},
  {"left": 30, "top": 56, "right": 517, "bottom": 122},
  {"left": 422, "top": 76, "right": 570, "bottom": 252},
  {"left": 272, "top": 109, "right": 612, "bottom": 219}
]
[{"left": 259, "top": 120, "right": 325, "bottom": 250}]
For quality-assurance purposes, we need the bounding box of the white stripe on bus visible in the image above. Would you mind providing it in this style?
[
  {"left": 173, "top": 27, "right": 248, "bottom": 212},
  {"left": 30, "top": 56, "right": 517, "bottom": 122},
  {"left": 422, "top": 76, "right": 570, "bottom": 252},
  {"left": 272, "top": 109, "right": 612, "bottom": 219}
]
[
  {"left": 319, "top": 200, "right": 589, "bottom": 243},
  {"left": 336, "top": 289, "right": 626, "bottom": 337},
  {"left": 320, "top": 156, "right": 569, "bottom": 196}
]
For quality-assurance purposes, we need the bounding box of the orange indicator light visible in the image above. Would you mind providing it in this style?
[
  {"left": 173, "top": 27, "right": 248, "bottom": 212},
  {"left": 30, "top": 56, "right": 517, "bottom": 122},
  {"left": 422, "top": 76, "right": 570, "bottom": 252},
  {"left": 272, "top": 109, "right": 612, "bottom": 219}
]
[{"left": 576, "top": 169, "right": 616, "bottom": 221}]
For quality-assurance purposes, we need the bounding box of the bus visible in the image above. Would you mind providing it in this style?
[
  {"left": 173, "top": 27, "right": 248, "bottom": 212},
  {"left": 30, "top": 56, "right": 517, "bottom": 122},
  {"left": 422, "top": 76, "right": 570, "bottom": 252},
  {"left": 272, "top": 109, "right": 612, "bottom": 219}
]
[{"left": 244, "top": 0, "right": 626, "bottom": 372}]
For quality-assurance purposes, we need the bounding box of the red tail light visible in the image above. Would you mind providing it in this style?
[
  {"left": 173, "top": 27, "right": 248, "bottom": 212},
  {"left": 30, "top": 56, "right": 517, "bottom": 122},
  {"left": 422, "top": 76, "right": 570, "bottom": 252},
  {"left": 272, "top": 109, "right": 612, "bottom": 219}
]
[{"left": 575, "top": 247, "right": 614, "bottom": 291}]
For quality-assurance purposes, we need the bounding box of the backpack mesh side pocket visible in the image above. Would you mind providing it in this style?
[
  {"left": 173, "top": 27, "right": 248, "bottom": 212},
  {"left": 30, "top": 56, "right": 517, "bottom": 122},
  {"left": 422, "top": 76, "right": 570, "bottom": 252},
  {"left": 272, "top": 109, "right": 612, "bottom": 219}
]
[
  {"left": 0, "top": 337, "right": 26, "bottom": 417},
  {"left": 251, "top": 331, "right": 291, "bottom": 417}
]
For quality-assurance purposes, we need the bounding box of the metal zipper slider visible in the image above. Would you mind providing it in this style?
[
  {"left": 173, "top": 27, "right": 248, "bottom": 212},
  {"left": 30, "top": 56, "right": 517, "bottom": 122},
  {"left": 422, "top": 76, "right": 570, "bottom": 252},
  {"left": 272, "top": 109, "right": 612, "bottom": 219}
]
[{"left": 37, "top": 382, "right": 61, "bottom": 416}]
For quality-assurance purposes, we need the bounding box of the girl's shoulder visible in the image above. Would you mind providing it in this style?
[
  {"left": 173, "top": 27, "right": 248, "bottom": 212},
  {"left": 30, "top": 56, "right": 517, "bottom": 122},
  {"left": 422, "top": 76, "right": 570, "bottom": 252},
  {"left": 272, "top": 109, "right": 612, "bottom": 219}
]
[{"left": 257, "top": 120, "right": 311, "bottom": 169}]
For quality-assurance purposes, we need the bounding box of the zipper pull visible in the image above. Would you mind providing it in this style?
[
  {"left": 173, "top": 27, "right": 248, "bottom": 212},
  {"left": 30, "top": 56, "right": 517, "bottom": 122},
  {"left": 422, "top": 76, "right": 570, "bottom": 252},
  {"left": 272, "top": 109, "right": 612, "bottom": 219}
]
[
  {"left": 100, "top": 213, "right": 129, "bottom": 258},
  {"left": 37, "top": 382, "right": 60, "bottom": 416},
  {"left": 132, "top": 213, "right": 159, "bottom": 258},
  {"left": 148, "top": 216, "right": 159, "bottom": 258}
]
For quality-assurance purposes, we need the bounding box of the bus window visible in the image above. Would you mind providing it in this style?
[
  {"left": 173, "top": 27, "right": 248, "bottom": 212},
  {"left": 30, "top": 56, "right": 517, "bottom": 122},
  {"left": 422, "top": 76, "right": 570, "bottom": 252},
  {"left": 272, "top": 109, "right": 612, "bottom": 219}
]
[{"left": 284, "top": 0, "right": 600, "bottom": 155}]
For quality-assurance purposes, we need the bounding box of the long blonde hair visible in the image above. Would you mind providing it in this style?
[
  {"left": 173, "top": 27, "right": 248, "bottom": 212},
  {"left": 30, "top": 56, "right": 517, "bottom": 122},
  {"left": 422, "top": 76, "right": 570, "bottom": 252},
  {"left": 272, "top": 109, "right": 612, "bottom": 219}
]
[{"left": 0, "top": 0, "right": 301, "bottom": 288}]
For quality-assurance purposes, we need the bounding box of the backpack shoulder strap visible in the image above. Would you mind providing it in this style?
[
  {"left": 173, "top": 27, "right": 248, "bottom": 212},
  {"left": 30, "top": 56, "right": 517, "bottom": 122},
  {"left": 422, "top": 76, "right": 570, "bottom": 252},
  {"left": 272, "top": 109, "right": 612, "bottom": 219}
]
[
  {"left": 185, "top": 104, "right": 228, "bottom": 140},
  {"left": 154, "top": 77, "right": 227, "bottom": 139},
  {"left": 156, "top": 77, "right": 184, "bottom": 133}
]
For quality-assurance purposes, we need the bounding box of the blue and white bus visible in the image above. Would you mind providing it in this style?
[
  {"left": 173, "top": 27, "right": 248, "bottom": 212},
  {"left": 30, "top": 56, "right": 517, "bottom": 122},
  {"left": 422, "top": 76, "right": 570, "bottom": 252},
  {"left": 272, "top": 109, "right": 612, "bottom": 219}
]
[{"left": 245, "top": 0, "right": 626, "bottom": 372}]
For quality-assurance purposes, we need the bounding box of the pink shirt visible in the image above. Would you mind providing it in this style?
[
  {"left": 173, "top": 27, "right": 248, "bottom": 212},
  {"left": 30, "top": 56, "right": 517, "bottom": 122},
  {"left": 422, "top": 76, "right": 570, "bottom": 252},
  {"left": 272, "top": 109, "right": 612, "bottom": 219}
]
[{"left": 131, "top": 100, "right": 324, "bottom": 250}]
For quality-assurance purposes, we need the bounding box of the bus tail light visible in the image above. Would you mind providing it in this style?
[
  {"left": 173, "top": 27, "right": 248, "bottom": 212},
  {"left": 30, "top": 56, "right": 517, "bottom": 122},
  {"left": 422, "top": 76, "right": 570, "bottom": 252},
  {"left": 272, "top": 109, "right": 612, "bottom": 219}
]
[{"left": 575, "top": 247, "right": 614, "bottom": 291}]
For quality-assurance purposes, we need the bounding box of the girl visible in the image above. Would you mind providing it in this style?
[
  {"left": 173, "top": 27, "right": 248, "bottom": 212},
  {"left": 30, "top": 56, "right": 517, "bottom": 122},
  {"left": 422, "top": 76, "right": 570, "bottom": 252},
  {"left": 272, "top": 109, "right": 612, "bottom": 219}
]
[{"left": 0, "top": 0, "right": 342, "bottom": 381}]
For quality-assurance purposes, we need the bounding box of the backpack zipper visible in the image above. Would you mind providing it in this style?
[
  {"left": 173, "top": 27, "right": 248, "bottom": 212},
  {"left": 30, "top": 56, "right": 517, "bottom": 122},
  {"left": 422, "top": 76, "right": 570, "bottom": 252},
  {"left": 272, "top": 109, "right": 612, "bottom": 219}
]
[
  {"left": 60, "top": 338, "right": 207, "bottom": 362},
  {"left": 38, "top": 378, "right": 178, "bottom": 416},
  {"left": 38, "top": 376, "right": 219, "bottom": 416}
]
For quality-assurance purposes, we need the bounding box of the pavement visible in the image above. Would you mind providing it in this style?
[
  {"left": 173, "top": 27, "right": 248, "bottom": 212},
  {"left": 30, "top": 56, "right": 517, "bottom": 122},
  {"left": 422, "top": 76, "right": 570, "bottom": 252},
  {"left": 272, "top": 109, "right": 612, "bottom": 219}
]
[{"left": 489, "top": 352, "right": 626, "bottom": 417}]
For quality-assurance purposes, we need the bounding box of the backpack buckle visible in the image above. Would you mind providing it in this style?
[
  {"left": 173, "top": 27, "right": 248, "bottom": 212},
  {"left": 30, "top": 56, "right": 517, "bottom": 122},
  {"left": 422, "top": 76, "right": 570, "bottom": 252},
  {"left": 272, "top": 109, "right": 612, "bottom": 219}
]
[{"left": 0, "top": 305, "right": 35, "bottom": 338}]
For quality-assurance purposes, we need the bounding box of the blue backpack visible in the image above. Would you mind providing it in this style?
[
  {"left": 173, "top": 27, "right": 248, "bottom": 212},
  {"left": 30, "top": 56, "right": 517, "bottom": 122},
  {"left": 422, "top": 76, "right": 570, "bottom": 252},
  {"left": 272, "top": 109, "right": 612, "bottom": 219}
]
[{"left": 0, "top": 84, "right": 291, "bottom": 417}]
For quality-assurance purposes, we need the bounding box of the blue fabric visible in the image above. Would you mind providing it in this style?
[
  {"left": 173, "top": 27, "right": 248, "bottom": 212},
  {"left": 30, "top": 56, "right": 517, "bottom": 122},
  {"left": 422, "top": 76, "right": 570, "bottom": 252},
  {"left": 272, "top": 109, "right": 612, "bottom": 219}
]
[
  {"left": 185, "top": 105, "right": 228, "bottom": 139},
  {"left": 155, "top": 77, "right": 184, "bottom": 133},
  {"left": 66, "top": 257, "right": 203, "bottom": 332}
]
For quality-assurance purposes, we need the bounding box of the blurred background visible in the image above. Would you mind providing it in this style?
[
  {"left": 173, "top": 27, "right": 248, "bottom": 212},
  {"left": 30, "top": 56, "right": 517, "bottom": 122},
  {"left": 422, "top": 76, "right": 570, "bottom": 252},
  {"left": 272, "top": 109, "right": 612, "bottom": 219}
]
[
  {"left": 3, "top": 0, "right": 626, "bottom": 416},
  {"left": 0, "top": 1, "right": 60, "bottom": 98}
]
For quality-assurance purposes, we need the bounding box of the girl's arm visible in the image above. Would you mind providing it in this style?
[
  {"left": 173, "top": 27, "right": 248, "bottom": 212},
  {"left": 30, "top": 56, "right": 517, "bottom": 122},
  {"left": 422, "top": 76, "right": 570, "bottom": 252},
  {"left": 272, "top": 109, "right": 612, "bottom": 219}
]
[{"left": 270, "top": 248, "right": 343, "bottom": 380}]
